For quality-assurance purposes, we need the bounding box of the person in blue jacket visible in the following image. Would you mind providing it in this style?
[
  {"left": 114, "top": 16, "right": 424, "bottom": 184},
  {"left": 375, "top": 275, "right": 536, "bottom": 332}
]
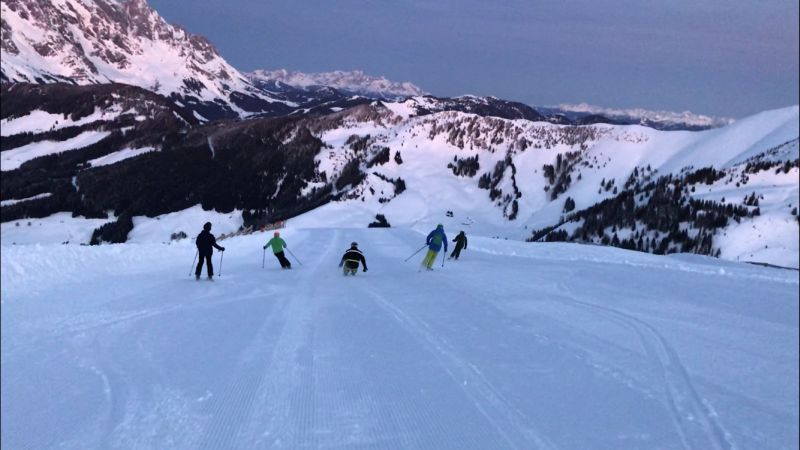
[{"left": 421, "top": 224, "right": 447, "bottom": 270}]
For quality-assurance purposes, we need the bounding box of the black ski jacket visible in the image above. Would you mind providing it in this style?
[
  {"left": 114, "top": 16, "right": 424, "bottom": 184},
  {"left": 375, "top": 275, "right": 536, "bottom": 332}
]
[
  {"left": 453, "top": 232, "right": 467, "bottom": 249},
  {"left": 196, "top": 230, "right": 224, "bottom": 255},
  {"left": 340, "top": 248, "right": 367, "bottom": 269}
]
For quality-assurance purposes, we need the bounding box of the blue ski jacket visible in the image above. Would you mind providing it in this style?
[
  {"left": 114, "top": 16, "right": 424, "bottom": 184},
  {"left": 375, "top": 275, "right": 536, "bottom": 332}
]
[{"left": 426, "top": 226, "right": 448, "bottom": 252}]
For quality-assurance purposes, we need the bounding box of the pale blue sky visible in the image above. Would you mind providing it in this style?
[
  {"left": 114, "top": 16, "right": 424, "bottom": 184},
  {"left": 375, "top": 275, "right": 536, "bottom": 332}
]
[{"left": 149, "top": 0, "right": 799, "bottom": 118}]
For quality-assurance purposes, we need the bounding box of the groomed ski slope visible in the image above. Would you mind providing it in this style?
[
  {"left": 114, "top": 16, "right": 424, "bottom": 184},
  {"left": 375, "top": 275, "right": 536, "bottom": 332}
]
[{"left": 1, "top": 227, "right": 798, "bottom": 449}]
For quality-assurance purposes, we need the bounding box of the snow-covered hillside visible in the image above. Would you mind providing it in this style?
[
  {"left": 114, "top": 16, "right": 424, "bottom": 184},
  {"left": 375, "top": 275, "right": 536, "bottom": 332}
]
[
  {"left": 0, "top": 0, "right": 290, "bottom": 119},
  {"left": 289, "top": 103, "right": 800, "bottom": 268},
  {"left": 2, "top": 98, "right": 797, "bottom": 267},
  {"left": 1, "top": 226, "right": 797, "bottom": 449}
]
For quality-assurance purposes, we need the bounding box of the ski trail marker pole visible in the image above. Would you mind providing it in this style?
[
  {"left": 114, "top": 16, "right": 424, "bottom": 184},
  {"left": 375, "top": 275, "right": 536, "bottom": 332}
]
[
  {"left": 218, "top": 251, "right": 224, "bottom": 277},
  {"left": 404, "top": 244, "right": 427, "bottom": 262},
  {"left": 189, "top": 250, "right": 198, "bottom": 276},
  {"left": 286, "top": 247, "right": 303, "bottom": 266}
]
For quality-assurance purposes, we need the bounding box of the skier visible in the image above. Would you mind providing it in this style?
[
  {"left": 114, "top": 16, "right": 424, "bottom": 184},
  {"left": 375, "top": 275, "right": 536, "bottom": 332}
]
[
  {"left": 421, "top": 224, "right": 447, "bottom": 270},
  {"left": 195, "top": 222, "right": 225, "bottom": 280},
  {"left": 264, "top": 231, "right": 291, "bottom": 269},
  {"left": 450, "top": 230, "right": 467, "bottom": 260},
  {"left": 338, "top": 242, "right": 368, "bottom": 275}
]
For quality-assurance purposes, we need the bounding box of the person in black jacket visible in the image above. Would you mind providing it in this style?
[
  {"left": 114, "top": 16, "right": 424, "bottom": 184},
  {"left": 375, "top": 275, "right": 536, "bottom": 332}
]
[
  {"left": 338, "top": 242, "right": 368, "bottom": 276},
  {"left": 195, "top": 222, "right": 225, "bottom": 280},
  {"left": 450, "top": 231, "right": 467, "bottom": 260}
]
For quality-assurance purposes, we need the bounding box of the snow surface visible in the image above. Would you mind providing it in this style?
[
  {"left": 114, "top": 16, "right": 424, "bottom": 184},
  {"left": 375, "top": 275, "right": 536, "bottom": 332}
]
[
  {"left": 0, "top": 192, "right": 52, "bottom": 207},
  {"left": 0, "top": 130, "right": 111, "bottom": 171},
  {"left": 1, "top": 110, "right": 70, "bottom": 136},
  {"left": 0, "top": 212, "right": 115, "bottom": 245},
  {"left": 0, "top": 106, "right": 125, "bottom": 137},
  {"left": 128, "top": 205, "right": 243, "bottom": 244},
  {"left": 1, "top": 226, "right": 797, "bottom": 449},
  {"left": 87, "top": 146, "right": 156, "bottom": 167}
]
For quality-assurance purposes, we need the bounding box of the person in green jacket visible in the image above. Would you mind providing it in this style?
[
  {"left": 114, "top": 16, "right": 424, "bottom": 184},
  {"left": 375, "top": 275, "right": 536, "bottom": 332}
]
[{"left": 264, "top": 231, "right": 291, "bottom": 269}]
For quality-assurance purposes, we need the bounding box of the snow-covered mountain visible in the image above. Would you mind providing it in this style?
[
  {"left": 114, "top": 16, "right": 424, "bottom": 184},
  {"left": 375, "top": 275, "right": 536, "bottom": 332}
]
[
  {"left": 2, "top": 80, "right": 797, "bottom": 267},
  {"left": 248, "top": 69, "right": 427, "bottom": 100},
  {"left": 0, "top": 0, "right": 734, "bottom": 131},
  {"left": 0, "top": 0, "right": 292, "bottom": 120},
  {"left": 538, "top": 103, "right": 735, "bottom": 131},
  {"left": 0, "top": 1, "right": 795, "bottom": 267},
  {"left": 247, "top": 70, "right": 726, "bottom": 131},
  {"left": 288, "top": 102, "right": 800, "bottom": 268},
  {"left": 386, "top": 95, "right": 547, "bottom": 122}
]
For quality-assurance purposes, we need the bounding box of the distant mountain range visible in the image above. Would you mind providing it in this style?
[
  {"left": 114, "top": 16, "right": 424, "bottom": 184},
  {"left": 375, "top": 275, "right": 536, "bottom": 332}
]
[
  {"left": 1, "top": 0, "right": 797, "bottom": 268},
  {"left": 0, "top": 0, "right": 734, "bottom": 130},
  {"left": 247, "top": 69, "right": 427, "bottom": 100},
  {"left": 537, "top": 103, "right": 735, "bottom": 131}
]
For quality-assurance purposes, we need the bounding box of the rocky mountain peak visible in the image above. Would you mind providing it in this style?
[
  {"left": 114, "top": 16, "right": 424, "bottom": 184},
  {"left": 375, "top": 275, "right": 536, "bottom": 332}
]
[{"left": 0, "top": 0, "right": 285, "bottom": 119}]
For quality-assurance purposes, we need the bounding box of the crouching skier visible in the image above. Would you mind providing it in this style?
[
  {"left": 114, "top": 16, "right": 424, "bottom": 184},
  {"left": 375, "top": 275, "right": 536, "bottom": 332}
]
[{"left": 339, "top": 242, "right": 368, "bottom": 275}]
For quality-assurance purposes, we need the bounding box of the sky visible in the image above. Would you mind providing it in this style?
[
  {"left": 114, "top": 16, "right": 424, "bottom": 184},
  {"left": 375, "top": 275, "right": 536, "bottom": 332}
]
[{"left": 148, "top": 0, "right": 799, "bottom": 118}]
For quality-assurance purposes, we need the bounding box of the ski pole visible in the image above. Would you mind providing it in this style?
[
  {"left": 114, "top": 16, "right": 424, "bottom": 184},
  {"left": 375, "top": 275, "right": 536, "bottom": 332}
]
[
  {"left": 189, "top": 250, "right": 197, "bottom": 276},
  {"left": 404, "top": 244, "right": 428, "bottom": 262},
  {"left": 218, "top": 251, "right": 224, "bottom": 277},
  {"left": 262, "top": 248, "right": 266, "bottom": 269},
  {"left": 441, "top": 249, "right": 446, "bottom": 267},
  {"left": 286, "top": 247, "right": 303, "bottom": 266}
]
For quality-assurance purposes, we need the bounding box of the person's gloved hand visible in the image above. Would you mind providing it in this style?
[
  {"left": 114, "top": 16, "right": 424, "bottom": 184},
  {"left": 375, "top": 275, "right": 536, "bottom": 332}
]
[
  {"left": 363, "top": 267, "right": 368, "bottom": 272},
  {"left": 263, "top": 245, "right": 267, "bottom": 249},
  {"left": 221, "top": 247, "right": 225, "bottom": 251},
  {"left": 338, "top": 262, "right": 343, "bottom": 267}
]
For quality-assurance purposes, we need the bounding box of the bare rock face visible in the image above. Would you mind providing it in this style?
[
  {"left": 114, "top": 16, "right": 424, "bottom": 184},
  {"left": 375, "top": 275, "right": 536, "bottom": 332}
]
[{"left": 0, "top": 0, "right": 286, "bottom": 119}]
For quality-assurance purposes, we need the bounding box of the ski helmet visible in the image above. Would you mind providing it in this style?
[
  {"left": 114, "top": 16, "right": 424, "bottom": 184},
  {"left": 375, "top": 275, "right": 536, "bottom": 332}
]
[
  {"left": 351, "top": 241, "right": 358, "bottom": 248},
  {"left": 203, "top": 222, "right": 212, "bottom": 230},
  {"left": 274, "top": 231, "right": 280, "bottom": 237}
]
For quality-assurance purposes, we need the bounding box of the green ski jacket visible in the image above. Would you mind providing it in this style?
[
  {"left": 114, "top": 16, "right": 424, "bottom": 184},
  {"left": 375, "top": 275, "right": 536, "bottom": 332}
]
[{"left": 265, "top": 237, "right": 287, "bottom": 254}]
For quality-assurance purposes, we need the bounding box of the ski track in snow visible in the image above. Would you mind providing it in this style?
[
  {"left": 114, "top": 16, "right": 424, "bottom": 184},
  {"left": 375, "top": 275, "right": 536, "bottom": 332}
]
[
  {"left": 199, "top": 290, "right": 293, "bottom": 448},
  {"left": 552, "top": 282, "right": 735, "bottom": 450},
  {"left": 360, "top": 231, "right": 556, "bottom": 449},
  {"left": 2, "top": 227, "right": 798, "bottom": 449},
  {"left": 365, "top": 288, "right": 556, "bottom": 450}
]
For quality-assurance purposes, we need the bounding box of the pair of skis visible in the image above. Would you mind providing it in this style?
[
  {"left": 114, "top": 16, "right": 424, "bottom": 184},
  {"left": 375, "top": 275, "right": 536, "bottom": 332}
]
[
  {"left": 189, "top": 250, "right": 224, "bottom": 278},
  {"left": 261, "top": 247, "right": 302, "bottom": 269},
  {"left": 405, "top": 244, "right": 446, "bottom": 272}
]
